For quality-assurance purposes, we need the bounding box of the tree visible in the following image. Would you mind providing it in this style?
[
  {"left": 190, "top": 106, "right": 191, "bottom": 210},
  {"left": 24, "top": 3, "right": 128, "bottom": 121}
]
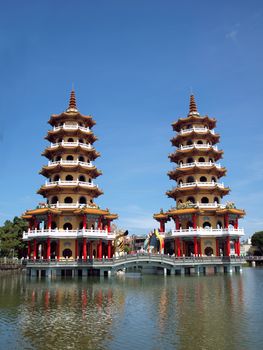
[
  {"left": 0, "top": 217, "right": 28, "bottom": 258},
  {"left": 251, "top": 231, "right": 263, "bottom": 255}
]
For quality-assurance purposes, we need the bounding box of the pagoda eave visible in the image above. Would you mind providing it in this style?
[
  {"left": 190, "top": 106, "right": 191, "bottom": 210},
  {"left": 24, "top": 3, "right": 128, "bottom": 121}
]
[
  {"left": 22, "top": 207, "right": 62, "bottom": 218},
  {"left": 168, "top": 166, "right": 227, "bottom": 180},
  {"left": 48, "top": 112, "right": 96, "bottom": 128},
  {"left": 216, "top": 208, "right": 246, "bottom": 217},
  {"left": 42, "top": 147, "right": 100, "bottom": 160},
  {"left": 172, "top": 115, "right": 216, "bottom": 132},
  {"left": 39, "top": 166, "right": 102, "bottom": 178},
  {"left": 37, "top": 186, "right": 104, "bottom": 197}
]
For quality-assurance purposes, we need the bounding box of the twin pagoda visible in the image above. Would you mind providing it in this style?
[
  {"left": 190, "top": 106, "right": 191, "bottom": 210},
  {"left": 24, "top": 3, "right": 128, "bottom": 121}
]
[
  {"left": 22, "top": 92, "right": 245, "bottom": 260},
  {"left": 153, "top": 95, "right": 245, "bottom": 256}
]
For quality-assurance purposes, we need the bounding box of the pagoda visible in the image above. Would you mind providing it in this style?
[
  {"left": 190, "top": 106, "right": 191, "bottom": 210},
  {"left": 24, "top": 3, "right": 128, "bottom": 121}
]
[
  {"left": 22, "top": 90, "right": 118, "bottom": 261},
  {"left": 153, "top": 95, "right": 245, "bottom": 257}
]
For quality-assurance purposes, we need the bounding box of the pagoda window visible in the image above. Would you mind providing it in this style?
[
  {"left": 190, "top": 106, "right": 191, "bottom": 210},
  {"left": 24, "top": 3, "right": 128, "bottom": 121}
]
[
  {"left": 63, "top": 248, "right": 72, "bottom": 258},
  {"left": 58, "top": 138, "right": 62, "bottom": 143},
  {"left": 63, "top": 222, "right": 72, "bottom": 230},
  {"left": 79, "top": 138, "right": 84, "bottom": 143},
  {"left": 187, "top": 196, "right": 195, "bottom": 203},
  {"left": 209, "top": 158, "right": 213, "bottom": 162},
  {"left": 186, "top": 140, "right": 193, "bottom": 145},
  {"left": 88, "top": 178, "right": 92, "bottom": 183},
  {"left": 203, "top": 222, "right": 211, "bottom": 228},
  {"left": 79, "top": 222, "right": 84, "bottom": 229},
  {"left": 65, "top": 175, "right": 73, "bottom": 181},
  {"left": 79, "top": 156, "right": 85, "bottom": 162},
  {"left": 187, "top": 176, "right": 195, "bottom": 183},
  {"left": 187, "top": 124, "right": 192, "bottom": 129},
  {"left": 198, "top": 157, "right": 205, "bottom": 162},
  {"left": 64, "top": 197, "right": 73, "bottom": 203},
  {"left": 66, "top": 155, "right": 74, "bottom": 160},
  {"left": 68, "top": 138, "right": 74, "bottom": 142},
  {"left": 79, "top": 175, "right": 86, "bottom": 182},
  {"left": 90, "top": 199, "right": 94, "bottom": 204},
  {"left": 51, "top": 196, "right": 58, "bottom": 204},
  {"left": 200, "top": 176, "right": 207, "bottom": 182},
  {"left": 186, "top": 221, "right": 193, "bottom": 229},
  {"left": 197, "top": 140, "right": 203, "bottom": 144},
  {"left": 201, "top": 197, "right": 209, "bottom": 203},
  {"left": 217, "top": 221, "right": 223, "bottom": 228},
  {"left": 51, "top": 221, "right": 57, "bottom": 229},
  {"left": 55, "top": 156, "right": 61, "bottom": 161},
  {"left": 204, "top": 247, "right": 213, "bottom": 256},
  {"left": 214, "top": 196, "right": 219, "bottom": 203},
  {"left": 53, "top": 175, "right": 60, "bottom": 182},
  {"left": 79, "top": 196, "right": 87, "bottom": 204},
  {"left": 179, "top": 161, "right": 183, "bottom": 166},
  {"left": 187, "top": 157, "right": 194, "bottom": 163},
  {"left": 178, "top": 179, "right": 183, "bottom": 186},
  {"left": 211, "top": 176, "right": 217, "bottom": 182},
  {"left": 79, "top": 123, "right": 83, "bottom": 127}
]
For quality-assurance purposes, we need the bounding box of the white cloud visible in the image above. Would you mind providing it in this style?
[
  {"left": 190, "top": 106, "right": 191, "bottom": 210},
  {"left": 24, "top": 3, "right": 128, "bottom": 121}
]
[{"left": 226, "top": 29, "right": 238, "bottom": 41}]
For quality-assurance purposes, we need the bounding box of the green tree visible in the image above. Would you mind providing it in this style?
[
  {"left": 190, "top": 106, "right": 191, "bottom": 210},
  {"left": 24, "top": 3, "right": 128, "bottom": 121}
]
[
  {"left": 251, "top": 231, "right": 263, "bottom": 255},
  {"left": 0, "top": 217, "right": 28, "bottom": 258}
]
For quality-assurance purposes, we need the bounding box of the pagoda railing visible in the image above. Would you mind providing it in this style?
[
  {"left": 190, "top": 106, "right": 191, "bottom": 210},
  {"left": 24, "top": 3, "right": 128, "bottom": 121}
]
[
  {"left": 50, "top": 141, "right": 92, "bottom": 149},
  {"left": 23, "top": 228, "right": 115, "bottom": 240},
  {"left": 45, "top": 180, "right": 98, "bottom": 188},
  {"left": 178, "top": 181, "right": 224, "bottom": 188},
  {"left": 53, "top": 124, "right": 90, "bottom": 132},
  {"left": 49, "top": 202, "right": 94, "bottom": 209},
  {"left": 47, "top": 160, "right": 93, "bottom": 168},
  {"left": 170, "top": 227, "right": 244, "bottom": 237},
  {"left": 179, "top": 127, "right": 215, "bottom": 135},
  {"left": 187, "top": 202, "right": 226, "bottom": 209},
  {"left": 179, "top": 144, "right": 218, "bottom": 151},
  {"left": 178, "top": 161, "right": 221, "bottom": 169}
]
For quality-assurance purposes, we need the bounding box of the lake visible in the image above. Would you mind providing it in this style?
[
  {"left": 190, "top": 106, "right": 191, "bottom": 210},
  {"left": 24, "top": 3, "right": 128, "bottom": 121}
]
[{"left": 0, "top": 268, "right": 262, "bottom": 350}]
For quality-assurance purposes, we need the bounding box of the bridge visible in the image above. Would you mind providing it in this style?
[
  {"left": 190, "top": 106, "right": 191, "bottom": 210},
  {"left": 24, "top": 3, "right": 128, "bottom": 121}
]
[{"left": 25, "top": 253, "right": 248, "bottom": 278}]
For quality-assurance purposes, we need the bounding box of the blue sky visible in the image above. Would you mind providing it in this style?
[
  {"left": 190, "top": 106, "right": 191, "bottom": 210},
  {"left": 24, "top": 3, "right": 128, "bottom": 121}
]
[{"left": 0, "top": 0, "right": 263, "bottom": 238}]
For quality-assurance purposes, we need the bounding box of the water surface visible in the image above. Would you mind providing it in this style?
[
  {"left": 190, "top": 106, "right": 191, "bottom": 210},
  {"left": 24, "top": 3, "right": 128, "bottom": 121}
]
[{"left": 0, "top": 269, "right": 262, "bottom": 350}]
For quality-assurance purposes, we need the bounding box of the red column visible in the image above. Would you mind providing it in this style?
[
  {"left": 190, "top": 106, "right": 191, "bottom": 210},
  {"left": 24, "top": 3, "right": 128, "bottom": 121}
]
[
  {"left": 33, "top": 239, "right": 37, "bottom": 259},
  {"left": 194, "top": 236, "right": 198, "bottom": 256},
  {"left": 176, "top": 237, "right": 181, "bottom": 257},
  {"left": 175, "top": 216, "right": 180, "bottom": 230},
  {"left": 226, "top": 236, "right": 230, "bottom": 257},
  {"left": 90, "top": 241, "right": 93, "bottom": 258},
  {"left": 174, "top": 239, "right": 176, "bottom": 255},
  {"left": 27, "top": 242, "right": 31, "bottom": 258},
  {"left": 226, "top": 214, "right": 229, "bottom": 228},
  {"left": 98, "top": 239, "right": 102, "bottom": 259},
  {"left": 107, "top": 220, "right": 111, "bottom": 233},
  {"left": 34, "top": 217, "right": 38, "bottom": 229},
  {"left": 47, "top": 213, "right": 52, "bottom": 229},
  {"left": 107, "top": 240, "right": 112, "bottom": 258},
  {"left": 57, "top": 240, "right": 60, "bottom": 261},
  {"left": 160, "top": 220, "right": 165, "bottom": 233},
  {"left": 98, "top": 217, "right": 103, "bottom": 230},
  {"left": 83, "top": 238, "right": 87, "bottom": 259},
  {"left": 216, "top": 238, "right": 220, "bottom": 256},
  {"left": 192, "top": 214, "right": 197, "bottom": 229},
  {"left": 75, "top": 239, "right": 78, "bottom": 259},
  {"left": 47, "top": 238, "right": 51, "bottom": 259},
  {"left": 83, "top": 215, "right": 87, "bottom": 230},
  {"left": 237, "top": 238, "right": 240, "bottom": 256},
  {"left": 234, "top": 217, "right": 238, "bottom": 229}
]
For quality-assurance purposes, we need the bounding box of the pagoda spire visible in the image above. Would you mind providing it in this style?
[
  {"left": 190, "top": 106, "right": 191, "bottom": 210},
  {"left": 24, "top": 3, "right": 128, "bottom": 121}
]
[
  {"left": 189, "top": 94, "right": 199, "bottom": 115},
  {"left": 66, "top": 89, "right": 78, "bottom": 112}
]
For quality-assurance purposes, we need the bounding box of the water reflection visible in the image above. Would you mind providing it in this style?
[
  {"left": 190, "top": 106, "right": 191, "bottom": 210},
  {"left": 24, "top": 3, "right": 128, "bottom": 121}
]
[{"left": 0, "top": 271, "right": 262, "bottom": 350}]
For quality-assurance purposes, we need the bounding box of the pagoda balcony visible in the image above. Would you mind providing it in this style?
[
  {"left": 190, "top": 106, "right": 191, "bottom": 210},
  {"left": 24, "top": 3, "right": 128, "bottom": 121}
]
[
  {"left": 188, "top": 202, "right": 226, "bottom": 209},
  {"left": 178, "top": 161, "right": 221, "bottom": 169},
  {"left": 23, "top": 228, "right": 116, "bottom": 240},
  {"left": 49, "top": 202, "right": 93, "bottom": 209},
  {"left": 169, "top": 227, "right": 244, "bottom": 237},
  {"left": 47, "top": 160, "right": 93, "bottom": 168},
  {"left": 50, "top": 141, "right": 92, "bottom": 149},
  {"left": 178, "top": 181, "right": 225, "bottom": 189},
  {"left": 44, "top": 180, "right": 98, "bottom": 188},
  {"left": 179, "top": 143, "right": 218, "bottom": 151},
  {"left": 179, "top": 127, "right": 215, "bottom": 135},
  {"left": 53, "top": 124, "right": 90, "bottom": 132}
]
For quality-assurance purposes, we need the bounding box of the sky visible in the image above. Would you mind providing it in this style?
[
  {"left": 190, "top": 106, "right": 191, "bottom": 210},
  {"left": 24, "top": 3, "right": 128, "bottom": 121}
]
[{"left": 0, "top": 0, "right": 263, "bottom": 238}]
